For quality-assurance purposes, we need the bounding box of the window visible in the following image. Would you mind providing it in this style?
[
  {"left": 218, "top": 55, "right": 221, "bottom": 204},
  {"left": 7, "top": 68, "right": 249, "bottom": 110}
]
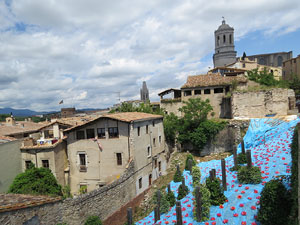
[
  {"left": 108, "top": 127, "right": 119, "bottom": 138},
  {"left": 153, "top": 138, "right": 156, "bottom": 147},
  {"left": 79, "top": 153, "right": 87, "bottom": 172},
  {"left": 158, "top": 161, "right": 161, "bottom": 172},
  {"left": 42, "top": 160, "right": 49, "bottom": 168},
  {"left": 152, "top": 121, "right": 155, "bottom": 127},
  {"left": 184, "top": 90, "right": 191, "bottom": 96},
  {"left": 214, "top": 88, "right": 223, "bottom": 94},
  {"left": 25, "top": 160, "right": 32, "bottom": 169},
  {"left": 159, "top": 135, "right": 161, "bottom": 143},
  {"left": 242, "top": 63, "right": 245, "bottom": 68},
  {"left": 229, "top": 34, "right": 232, "bottom": 44},
  {"left": 116, "top": 153, "right": 122, "bottom": 165},
  {"left": 149, "top": 174, "right": 152, "bottom": 186},
  {"left": 194, "top": 89, "right": 201, "bottom": 95},
  {"left": 146, "top": 125, "right": 149, "bottom": 134},
  {"left": 154, "top": 158, "right": 158, "bottom": 168},
  {"left": 86, "top": 129, "right": 95, "bottom": 139},
  {"left": 217, "top": 36, "right": 220, "bottom": 46},
  {"left": 139, "top": 178, "right": 142, "bottom": 189},
  {"left": 223, "top": 35, "right": 226, "bottom": 43},
  {"left": 204, "top": 89, "right": 211, "bottom": 94},
  {"left": 137, "top": 127, "right": 140, "bottom": 136},
  {"left": 147, "top": 146, "right": 151, "bottom": 157},
  {"left": 79, "top": 184, "right": 87, "bottom": 194},
  {"left": 76, "top": 130, "right": 85, "bottom": 140},
  {"left": 97, "top": 128, "right": 105, "bottom": 138}
]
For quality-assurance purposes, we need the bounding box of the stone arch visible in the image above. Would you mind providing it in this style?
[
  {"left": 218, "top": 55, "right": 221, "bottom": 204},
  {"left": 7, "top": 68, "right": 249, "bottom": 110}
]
[
  {"left": 229, "top": 34, "right": 232, "bottom": 44},
  {"left": 217, "top": 36, "right": 220, "bottom": 46},
  {"left": 223, "top": 35, "right": 226, "bottom": 43}
]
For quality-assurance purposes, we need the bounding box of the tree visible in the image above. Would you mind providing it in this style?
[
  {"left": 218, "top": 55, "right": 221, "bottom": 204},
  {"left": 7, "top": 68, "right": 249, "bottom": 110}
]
[
  {"left": 176, "top": 98, "right": 226, "bottom": 151},
  {"left": 184, "top": 153, "right": 197, "bottom": 171},
  {"left": 8, "top": 166, "right": 62, "bottom": 196},
  {"left": 257, "top": 179, "right": 291, "bottom": 225},
  {"left": 192, "top": 166, "right": 201, "bottom": 187},
  {"left": 163, "top": 113, "right": 179, "bottom": 145}
]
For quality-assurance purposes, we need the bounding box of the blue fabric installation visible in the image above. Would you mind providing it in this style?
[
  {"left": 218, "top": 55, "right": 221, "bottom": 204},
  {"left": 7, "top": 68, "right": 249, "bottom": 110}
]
[{"left": 136, "top": 118, "right": 299, "bottom": 225}]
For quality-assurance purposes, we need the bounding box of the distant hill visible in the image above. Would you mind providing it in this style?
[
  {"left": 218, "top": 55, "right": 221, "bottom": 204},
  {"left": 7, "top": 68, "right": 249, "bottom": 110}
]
[{"left": 0, "top": 108, "right": 55, "bottom": 117}]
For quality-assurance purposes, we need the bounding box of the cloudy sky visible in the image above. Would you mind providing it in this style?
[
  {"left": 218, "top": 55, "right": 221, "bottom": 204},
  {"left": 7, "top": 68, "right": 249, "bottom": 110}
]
[{"left": 0, "top": 0, "right": 300, "bottom": 111}]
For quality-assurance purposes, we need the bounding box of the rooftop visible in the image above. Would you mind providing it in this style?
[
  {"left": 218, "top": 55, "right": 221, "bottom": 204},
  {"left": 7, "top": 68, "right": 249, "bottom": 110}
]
[
  {"left": 0, "top": 194, "right": 61, "bottom": 213},
  {"left": 181, "top": 73, "right": 247, "bottom": 89},
  {"left": 0, "top": 121, "right": 47, "bottom": 137},
  {"left": 64, "top": 112, "right": 163, "bottom": 133}
]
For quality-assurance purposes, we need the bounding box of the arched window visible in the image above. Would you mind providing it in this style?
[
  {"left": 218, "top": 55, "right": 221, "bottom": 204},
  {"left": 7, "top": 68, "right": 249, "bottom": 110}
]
[
  {"left": 217, "top": 36, "right": 220, "bottom": 46},
  {"left": 277, "top": 56, "right": 283, "bottom": 67},
  {"left": 223, "top": 35, "right": 226, "bottom": 43},
  {"left": 229, "top": 34, "right": 232, "bottom": 44}
]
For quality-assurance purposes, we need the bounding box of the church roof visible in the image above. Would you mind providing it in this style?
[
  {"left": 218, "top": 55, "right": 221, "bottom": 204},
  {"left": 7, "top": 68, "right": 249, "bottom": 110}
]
[{"left": 181, "top": 73, "right": 247, "bottom": 89}]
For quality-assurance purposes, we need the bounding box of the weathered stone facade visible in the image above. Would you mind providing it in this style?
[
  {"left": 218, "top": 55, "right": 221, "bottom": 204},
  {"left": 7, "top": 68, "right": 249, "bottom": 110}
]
[
  {"left": 232, "top": 88, "right": 295, "bottom": 118},
  {"left": 181, "top": 120, "right": 250, "bottom": 155}
]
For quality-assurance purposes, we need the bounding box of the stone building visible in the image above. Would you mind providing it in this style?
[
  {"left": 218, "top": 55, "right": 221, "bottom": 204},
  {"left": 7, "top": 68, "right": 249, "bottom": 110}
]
[
  {"left": 181, "top": 73, "right": 247, "bottom": 118},
  {"left": 64, "top": 112, "right": 167, "bottom": 195},
  {"left": 247, "top": 51, "right": 293, "bottom": 67},
  {"left": 213, "top": 19, "right": 237, "bottom": 68},
  {"left": 226, "top": 57, "right": 283, "bottom": 80},
  {"left": 158, "top": 89, "right": 182, "bottom": 117},
  {"left": 20, "top": 121, "right": 73, "bottom": 186},
  {"left": 282, "top": 54, "right": 300, "bottom": 80},
  {"left": 61, "top": 107, "right": 76, "bottom": 118},
  {"left": 140, "top": 81, "right": 149, "bottom": 102}
]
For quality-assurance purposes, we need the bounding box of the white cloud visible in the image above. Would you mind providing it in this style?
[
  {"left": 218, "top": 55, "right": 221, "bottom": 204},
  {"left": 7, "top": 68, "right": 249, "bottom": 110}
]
[{"left": 0, "top": 0, "right": 299, "bottom": 111}]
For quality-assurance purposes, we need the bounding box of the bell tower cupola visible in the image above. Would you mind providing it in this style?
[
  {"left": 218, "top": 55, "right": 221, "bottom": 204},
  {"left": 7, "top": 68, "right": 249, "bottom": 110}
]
[{"left": 213, "top": 18, "right": 237, "bottom": 68}]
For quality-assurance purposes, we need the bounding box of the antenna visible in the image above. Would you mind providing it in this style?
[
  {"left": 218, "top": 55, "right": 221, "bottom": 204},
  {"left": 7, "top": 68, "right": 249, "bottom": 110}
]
[{"left": 114, "top": 92, "right": 121, "bottom": 103}]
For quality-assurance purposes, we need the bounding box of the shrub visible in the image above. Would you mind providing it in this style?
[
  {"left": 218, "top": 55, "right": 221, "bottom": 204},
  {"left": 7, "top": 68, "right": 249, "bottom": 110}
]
[
  {"left": 84, "top": 216, "right": 102, "bottom": 225},
  {"left": 160, "top": 193, "right": 171, "bottom": 214},
  {"left": 177, "top": 184, "right": 189, "bottom": 200},
  {"left": 229, "top": 165, "right": 241, "bottom": 172},
  {"left": 237, "top": 153, "right": 247, "bottom": 164},
  {"left": 193, "top": 184, "right": 211, "bottom": 221},
  {"left": 192, "top": 166, "right": 201, "bottom": 187},
  {"left": 257, "top": 179, "right": 291, "bottom": 225},
  {"left": 166, "top": 190, "right": 176, "bottom": 207},
  {"left": 173, "top": 166, "right": 183, "bottom": 182},
  {"left": 185, "top": 153, "right": 197, "bottom": 171},
  {"left": 205, "top": 178, "right": 227, "bottom": 206},
  {"left": 62, "top": 185, "right": 72, "bottom": 199},
  {"left": 8, "top": 167, "right": 62, "bottom": 196},
  {"left": 237, "top": 166, "right": 261, "bottom": 184}
]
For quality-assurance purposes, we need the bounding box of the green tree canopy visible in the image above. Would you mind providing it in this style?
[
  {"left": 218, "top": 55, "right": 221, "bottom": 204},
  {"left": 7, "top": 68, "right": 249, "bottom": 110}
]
[{"left": 8, "top": 165, "right": 62, "bottom": 196}]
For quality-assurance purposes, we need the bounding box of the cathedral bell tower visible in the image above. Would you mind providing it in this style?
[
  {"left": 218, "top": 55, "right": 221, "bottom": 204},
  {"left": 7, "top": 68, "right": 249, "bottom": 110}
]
[{"left": 213, "top": 18, "right": 237, "bottom": 68}]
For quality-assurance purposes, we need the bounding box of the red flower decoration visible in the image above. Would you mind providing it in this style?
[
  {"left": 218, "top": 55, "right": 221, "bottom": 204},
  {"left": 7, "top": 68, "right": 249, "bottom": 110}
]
[
  {"left": 230, "top": 206, "right": 235, "bottom": 211},
  {"left": 242, "top": 222, "right": 246, "bottom": 225},
  {"left": 211, "top": 217, "right": 215, "bottom": 220},
  {"left": 233, "top": 213, "right": 238, "bottom": 217},
  {"left": 219, "top": 204, "right": 224, "bottom": 209},
  {"left": 223, "top": 219, "right": 229, "bottom": 224},
  {"left": 245, "top": 186, "right": 249, "bottom": 190},
  {"left": 248, "top": 197, "right": 252, "bottom": 200},
  {"left": 241, "top": 191, "right": 245, "bottom": 194},
  {"left": 217, "top": 213, "right": 222, "bottom": 217},
  {"left": 237, "top": 195, "right": 242, "bottom": 199},
  {"left": 239, "top": 203, "right": 244, "bottom": 207},
  {"left": 241, "top": 211, "right": 247, "bottom": 216},
  {"left": 212, "top": 222, "right": 216, "bottom": 225}
]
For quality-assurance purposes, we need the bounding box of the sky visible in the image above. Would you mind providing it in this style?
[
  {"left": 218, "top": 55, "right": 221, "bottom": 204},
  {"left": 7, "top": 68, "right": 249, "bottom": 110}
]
[{"left": 0, "top": 0, "right": 300, "bottom": 111}]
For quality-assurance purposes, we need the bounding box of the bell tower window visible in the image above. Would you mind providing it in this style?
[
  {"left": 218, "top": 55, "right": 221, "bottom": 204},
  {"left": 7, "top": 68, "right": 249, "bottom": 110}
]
[
  {"left": 229, "top": 34, "right": 232, "bottom": 44},
  {"left": 223, "top": 35, "right": 226, "bottom": 43}
]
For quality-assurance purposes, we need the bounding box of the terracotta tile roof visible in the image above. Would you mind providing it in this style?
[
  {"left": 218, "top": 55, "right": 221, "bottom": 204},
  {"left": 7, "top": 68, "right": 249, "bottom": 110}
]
[
  {"left": 181, "top": 73, "right": 247, "bottom": 89},
  {"left": 0, "top": 194, "right": 61, "bottom": 213},
  {"left": 0, "top": 136, "right": 17, "bottom": 144},
  {"left": 64, "top": 112, "right": 163, "bottom": 133},
  {"left": 0, "top": 121, "right": 47, "bottom": 137}
]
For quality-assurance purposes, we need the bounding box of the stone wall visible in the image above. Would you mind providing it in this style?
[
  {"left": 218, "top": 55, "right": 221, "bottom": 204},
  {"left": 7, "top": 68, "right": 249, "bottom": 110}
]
[
  {"left": 0, "top": 140, "right": 22, "bottom": 193},
  {"left": 232, "top": 88, "right": 293, "bottom": 118},
  {"left": 0, "top": 161, "right": 138, "bottom": 225},
  {"left": 182, "top": 120, "right": 250, "bottom": 156}
]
